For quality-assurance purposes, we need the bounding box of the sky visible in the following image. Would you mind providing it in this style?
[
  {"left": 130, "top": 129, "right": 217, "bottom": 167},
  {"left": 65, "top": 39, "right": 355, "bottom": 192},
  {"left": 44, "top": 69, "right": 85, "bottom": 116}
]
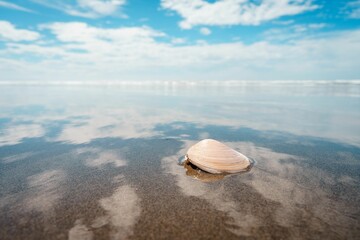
[{"left": 0, "top": 0, "right": 359, "bottom": 82}]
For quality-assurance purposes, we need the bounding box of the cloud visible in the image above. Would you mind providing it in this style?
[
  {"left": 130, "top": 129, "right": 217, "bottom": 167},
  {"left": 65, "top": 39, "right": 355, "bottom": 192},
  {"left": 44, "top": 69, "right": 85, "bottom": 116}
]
[
  {"left": 171, "top": 37, "right": 186, "bottom": 44},
  {"left": 200, "top": 27, "right": 211, "bottom": 35},
  {"left": 263, "top": 23, "right": 328, "bottom": 42},
  {"left": 0, "top": 21, "right": 359, "bottom": 81},
  {"left": 161, "top": 0, "right": 318, "bottom": 29},
  {"left": 307, "top": 23, "right": 327, "bottom": 29},
  {"left": 40, "top": 22, "right": 165, "bottom": 43},
  {"left": 31, "top": 0, "right": 126, "bottom": 18},
  {"left": 0, "top": 1, "right": 34, "bottom": 13},
  {"left": 0, "top": 21, "right": 40, "bottom": 41},
  {"left": 346, "top": 0, "right": 360, "bottom": 19}
]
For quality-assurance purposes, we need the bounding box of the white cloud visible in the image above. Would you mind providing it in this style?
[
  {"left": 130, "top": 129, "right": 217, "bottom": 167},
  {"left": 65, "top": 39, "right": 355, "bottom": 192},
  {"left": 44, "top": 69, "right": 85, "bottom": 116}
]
[
  {"left": 273, "top": 20, "right": 295, "bottom": 25},
  {"left": 263, "top": 23, "right": 328, "bottom": 42},
  {"left": 0, "top": 22, "right": 359, "bottom": 81},
  {"left": 0, "top": 0, "right": 34, "bottom": 12},
  {"left": 200, "top": 27, "right": 211, "bottom": 35},
  {"left": 31, "top": 0, "right": 126, "bottom": 18},
  {"left": 347, "top": 0, "right": 360, "bottom": 19},
  {"left": 0, "top": 21, "right": 40, "bottom": 42},
  {"left": 78, "top": 0, "right": 125, "bottom": 15},
  {"left": 171, "top": 37, "right": 186, "bottom": 44},
  {"left": 161, "top": 0, "right": 318, "bottom": 29},
  {"left": 40, "top": 22, "right": 164, "bottom": 43},
  {"left": 308, "top": 23, "right": 327, "bottom": 29}
]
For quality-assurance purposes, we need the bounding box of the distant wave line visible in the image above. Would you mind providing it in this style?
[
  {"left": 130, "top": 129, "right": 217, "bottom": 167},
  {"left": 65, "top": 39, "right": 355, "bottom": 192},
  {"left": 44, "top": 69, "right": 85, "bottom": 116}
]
[{"left": 0, "top": 80, "right": 360, "bottom": 86}]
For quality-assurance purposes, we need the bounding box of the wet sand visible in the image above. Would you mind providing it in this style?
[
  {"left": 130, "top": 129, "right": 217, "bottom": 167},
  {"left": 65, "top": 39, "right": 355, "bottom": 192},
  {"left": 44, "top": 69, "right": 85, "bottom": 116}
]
[
  {"left": 0, "top": 85, "right": 360, "bottom": 239},
  {"left": 1, "top": 127, "right": 359, "bottom": 239}
]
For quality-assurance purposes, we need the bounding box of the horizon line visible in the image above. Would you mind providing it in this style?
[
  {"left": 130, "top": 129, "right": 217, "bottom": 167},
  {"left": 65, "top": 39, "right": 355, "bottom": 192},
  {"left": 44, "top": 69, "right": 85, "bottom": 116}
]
[{"left": 0, "top": 80, "right": 360, "bottom": 86}]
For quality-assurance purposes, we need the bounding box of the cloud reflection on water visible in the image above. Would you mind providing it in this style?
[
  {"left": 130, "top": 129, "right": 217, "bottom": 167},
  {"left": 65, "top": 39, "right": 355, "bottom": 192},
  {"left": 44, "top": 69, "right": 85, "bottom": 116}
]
[
  {"left": 68, "top": 219, "right": 94, "bottom": 240},
  {"left": 0, "top": 124, "right": 44, "bottom": 146},
  {"left": 0, "top": 84, "right": 359, "bottom": 239},
  {"left": 99, "top": 184, "right": 141, "bottom": 239},
  {"left": 76, "top": 148, "right": 127, "bottom": 168},
  {"left": 0, "top": 120, "right": 358, "bottom": 239},
  {"left": 26, "top": 169, "right": 65, "bottom": 214},
  {"left": 0, "top": 84, "right": 359, "bottom": 147},
  {"left": 2, "top": 152, "right": 35, "bottom": 163}
]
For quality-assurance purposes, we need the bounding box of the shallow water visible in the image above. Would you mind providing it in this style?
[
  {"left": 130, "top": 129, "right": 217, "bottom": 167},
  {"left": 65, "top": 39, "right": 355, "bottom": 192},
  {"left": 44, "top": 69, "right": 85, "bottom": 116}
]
[{"left": 0, "top": 82, "right": 359, "bottom": 239}]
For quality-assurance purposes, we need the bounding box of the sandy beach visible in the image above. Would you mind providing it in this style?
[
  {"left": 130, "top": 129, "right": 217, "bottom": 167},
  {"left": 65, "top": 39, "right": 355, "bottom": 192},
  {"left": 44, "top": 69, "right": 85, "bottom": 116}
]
[{"left": 0, "top": 84, "right": 359, "bottom": 239}]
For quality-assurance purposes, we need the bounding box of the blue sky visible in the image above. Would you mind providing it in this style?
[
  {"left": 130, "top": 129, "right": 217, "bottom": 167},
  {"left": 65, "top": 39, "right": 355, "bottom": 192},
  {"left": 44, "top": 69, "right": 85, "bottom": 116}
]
[{"left": 0, "top": 0, "right": 359, "bottom": 81}]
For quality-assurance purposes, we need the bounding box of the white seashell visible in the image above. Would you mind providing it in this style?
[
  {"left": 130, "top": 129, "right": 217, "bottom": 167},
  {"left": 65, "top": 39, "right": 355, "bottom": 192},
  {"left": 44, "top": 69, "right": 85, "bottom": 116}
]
[{"left": 186, "top": 139, "right": 251, "bottom": 174}]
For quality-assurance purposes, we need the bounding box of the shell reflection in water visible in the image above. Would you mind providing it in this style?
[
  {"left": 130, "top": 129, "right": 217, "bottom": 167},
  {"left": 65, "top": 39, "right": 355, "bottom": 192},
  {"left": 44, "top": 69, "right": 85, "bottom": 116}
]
[
  {"left": 184, "top": 139, "right": 253, "bottom": 177},
  {"left": 183, "top": 160, "right": 227, "bottom": 182}
]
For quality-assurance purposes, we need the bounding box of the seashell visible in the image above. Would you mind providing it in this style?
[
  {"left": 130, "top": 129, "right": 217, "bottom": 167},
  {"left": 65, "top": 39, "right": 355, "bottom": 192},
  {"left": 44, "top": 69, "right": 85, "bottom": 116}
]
[{"left": 185, "top": 139, "right": 251, "bottom": 174}]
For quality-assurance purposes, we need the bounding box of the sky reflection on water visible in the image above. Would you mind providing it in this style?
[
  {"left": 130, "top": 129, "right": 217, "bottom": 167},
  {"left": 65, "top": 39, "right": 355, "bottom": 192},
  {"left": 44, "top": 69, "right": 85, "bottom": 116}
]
[
  {"left": 0, "top": 83, "right": 359, "bottom": 146},
  {"left": 0, "top": 83, "right": 359, "bottom": 239}
]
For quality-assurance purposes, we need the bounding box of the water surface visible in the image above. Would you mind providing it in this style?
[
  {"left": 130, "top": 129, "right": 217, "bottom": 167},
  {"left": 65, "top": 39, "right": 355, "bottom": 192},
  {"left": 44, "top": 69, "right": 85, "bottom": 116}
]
[{"left": 0, "top": 82, "right": 359, "bottom": 239}]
